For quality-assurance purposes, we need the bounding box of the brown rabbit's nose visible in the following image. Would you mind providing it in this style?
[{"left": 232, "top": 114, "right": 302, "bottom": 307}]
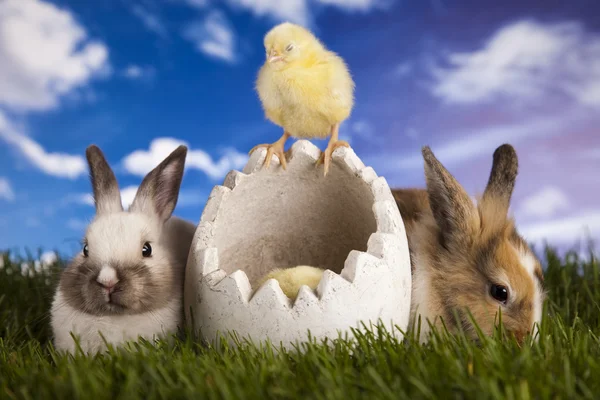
[{"left": 96, "top": 266, "right": 119, "bottom": 294}]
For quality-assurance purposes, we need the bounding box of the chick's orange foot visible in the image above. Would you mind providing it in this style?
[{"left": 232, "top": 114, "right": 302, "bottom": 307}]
[
  {"left": 316, "top": 139, "right": 350, "bottom": 177},
  {"left": 249, "top": 142, "right": 288, "bottom": 170},
  {"left": 249, "top": 132, "right": 290, "bottom": 170}
]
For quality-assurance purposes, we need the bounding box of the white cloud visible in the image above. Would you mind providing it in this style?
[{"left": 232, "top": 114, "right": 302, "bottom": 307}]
[
  {"left": 123, "top": 64, "right": 155, "bottom": 80},
  {"left": 131, "top": 5, "right": 167, "bottom": 37},
  {"left": 519, "top": 210, "right": 600, "bottom": 245},
  {"left": 517, "top": 186, "right": 570, "bottom": 220},
  {"left": 223, "top": 0, "right": 389, "bottom": 26},
  {"left": 390, "top": 111, "right": 581, "bottom": 170},
  {"left": 122, "top": 137, "right": 248, "bottom": 180},
  {"left": 70, "top": 186, "right": 204, "bottom": 210},
  {"left": 225, "top": 0, "right": 309, "bottom": 26},
  {"left": 314, "top": 0, "right": 389, "bottom": 11},
  {"left": 430, "top": 19, "right": 600, "bottom": 107},
  {"left": 120, "top": 185, "right": 205, "bottom": 210},
  {"left": 122, "top": 137, "right": 183, "bottom": 176},
  {"left": 0, "top": 114, "right": 86, "bottom": 179},
  {"left": 0, "top": 177, "right": 15, "bottom": 201},
  {"left": 183, "top": 11, "right": 237, "bottom": 63},
  {"left": 119, "top": 186, "right": 139, "bottom": 210},
  {"left": 0, "top": 0, "right": 110, "bottom": 112},
  {"left": 66, "top": 186, "right": 138, "bottom": 210},
  {"left": 64, "top": 193, "right": 94, "bottom": 206}
]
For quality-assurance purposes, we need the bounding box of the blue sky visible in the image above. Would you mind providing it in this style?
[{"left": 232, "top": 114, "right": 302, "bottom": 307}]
[{"left": 0, "top": 0, "right": 599, "bottom": 258}]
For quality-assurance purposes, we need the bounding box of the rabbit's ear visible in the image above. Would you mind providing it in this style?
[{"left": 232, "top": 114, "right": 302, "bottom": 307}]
[
  {"left": 129, "top": 145, "right": 187, "bottom": 223},
  {"left": 422, "top": 146, "right": 480, "bottom": 249},
  {"left": 482, "top": 144, "right": 518, "bottom": 215},
  {"left": 86, "top": 145, "right": 123, "bottom": 215}
]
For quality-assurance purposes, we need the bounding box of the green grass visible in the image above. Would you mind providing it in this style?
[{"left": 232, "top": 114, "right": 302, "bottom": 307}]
[{"left": 1, "top": 247, "right": 599, "bottom": 399}]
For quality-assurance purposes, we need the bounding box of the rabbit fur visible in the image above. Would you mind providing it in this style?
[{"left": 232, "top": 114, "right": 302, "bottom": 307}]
[
  {"left": 50, "top": 144, "right": 196, "bottom": 353},
  {"left": 392, "top": 144, "right": 546, "bottom": 345}
]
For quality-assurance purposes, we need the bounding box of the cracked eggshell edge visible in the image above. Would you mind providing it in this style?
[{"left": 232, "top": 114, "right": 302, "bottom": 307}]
[{"left": 183, "top": 140, "right": 412, "bottom": 348}]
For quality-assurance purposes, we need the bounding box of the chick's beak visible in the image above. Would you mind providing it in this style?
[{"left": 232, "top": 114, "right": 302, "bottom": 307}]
[{"left": 268, "top": 49, "right": 283, "bottom": 63}]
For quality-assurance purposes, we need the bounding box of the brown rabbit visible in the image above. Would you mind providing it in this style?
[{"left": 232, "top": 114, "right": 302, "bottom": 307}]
[{"left": 391, "top": 144, "right": 545, "bottom": 344}]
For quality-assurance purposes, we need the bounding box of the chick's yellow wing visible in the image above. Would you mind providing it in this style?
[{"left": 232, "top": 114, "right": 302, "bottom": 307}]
[
  {"left": 322, "top": 53, "right": 355, "bottom": 122},
  {"left": 256, "top": 64, "right": 285, "bottom": 126},
  {"left": 282, "top": 53, "right": 355, "bottom": 125}
]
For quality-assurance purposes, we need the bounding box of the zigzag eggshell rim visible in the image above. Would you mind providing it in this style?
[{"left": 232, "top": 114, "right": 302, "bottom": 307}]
[{"left": 187, "top": 139, "right": 409, "bottom": 311}]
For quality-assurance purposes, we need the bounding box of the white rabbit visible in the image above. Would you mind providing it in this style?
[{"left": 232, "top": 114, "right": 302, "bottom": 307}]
[{"left": 50, "top": 144, "right": 196, "bottom": 354}]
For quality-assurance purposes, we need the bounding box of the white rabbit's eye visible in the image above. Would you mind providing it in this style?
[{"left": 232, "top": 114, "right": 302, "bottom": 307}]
[
  {"left": 83, "top": 244, "right": 89, "bottom": 257},
  {"left": 142, "top": 242, "right": 152, "bottom": 257},
  {"left": 490, "top": 284, "right": 508, "bottom": 304}
]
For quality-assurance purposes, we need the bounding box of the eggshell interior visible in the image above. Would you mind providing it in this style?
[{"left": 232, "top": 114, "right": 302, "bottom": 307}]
[{"left": 183, "top": 140, "right": 412, "bottom": 350}]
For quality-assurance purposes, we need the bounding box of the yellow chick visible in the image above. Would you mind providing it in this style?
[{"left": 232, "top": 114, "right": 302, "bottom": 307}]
[
  {"left": 256, "top": 265, "right": 325, "bottom": 300},
  {"left": 250, "top": 22, "right": 355, "bottom": 176}
]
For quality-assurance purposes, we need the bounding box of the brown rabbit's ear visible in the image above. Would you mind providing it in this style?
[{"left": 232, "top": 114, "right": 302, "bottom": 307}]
[
  {"left": 86, "top": 145, "right": 123, "bottom": 215},
  {"left": 482, "top": 144, "right": 518, "bottom": 215},
  {"left": 422, "top": 146, "right": 480, "bottom": 249},
  {"left": 129, "top": 145, "right": 188, "bottom": 223}
]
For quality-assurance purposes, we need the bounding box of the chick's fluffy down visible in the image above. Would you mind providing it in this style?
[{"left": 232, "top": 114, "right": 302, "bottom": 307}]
[
  {"left": 257, "top": 266, "right": 325, "bottom": 299},
  {"left": 256, "top": 31, "right": 354, "bottom": 138}
]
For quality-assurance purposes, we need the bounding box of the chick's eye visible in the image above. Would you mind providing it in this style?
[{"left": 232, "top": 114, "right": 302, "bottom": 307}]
[
  {"left": 285, "top": 44, "right": 294, "bottom": 52},
  {"left": 490, "top": 284, "right": 508, "bottom": 304},
  {"left": 142, "top": 242, "right": 152, "bottom": 257},
  {"left": 83, "top": 244, "right": 89, "bottom": 257}
]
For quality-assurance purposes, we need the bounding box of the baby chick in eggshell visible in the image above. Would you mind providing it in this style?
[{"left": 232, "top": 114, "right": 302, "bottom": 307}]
[
  {"left": 251, "top": 22, "right": 355, "bottom": 176},
  {"left": 256, "top": 266, "right": 325, "bottom": 300}
]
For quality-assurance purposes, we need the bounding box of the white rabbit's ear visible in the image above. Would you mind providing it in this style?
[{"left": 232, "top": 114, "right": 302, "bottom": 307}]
[
  {"left": 86, "top": 145, "right": 123, "bottom": 215},
  {"left": 129, "top": 145, "right": 188, "bottom": 223}
]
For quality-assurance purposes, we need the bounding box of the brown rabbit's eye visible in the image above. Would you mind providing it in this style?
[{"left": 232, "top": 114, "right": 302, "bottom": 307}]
[
  {"left": 490, "top": 284, "right": 508, "bottom": 304},
  {"left": 83, "top": 244, "right": 89, "bottom": 258},
  {"left": 142, "top": 242, "right": 152, "bottom": 257}
]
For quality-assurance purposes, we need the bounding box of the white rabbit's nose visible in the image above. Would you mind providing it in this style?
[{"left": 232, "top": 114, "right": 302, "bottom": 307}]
[{"left": 97, "top": 266, "right": 119, "bottom": 289}]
